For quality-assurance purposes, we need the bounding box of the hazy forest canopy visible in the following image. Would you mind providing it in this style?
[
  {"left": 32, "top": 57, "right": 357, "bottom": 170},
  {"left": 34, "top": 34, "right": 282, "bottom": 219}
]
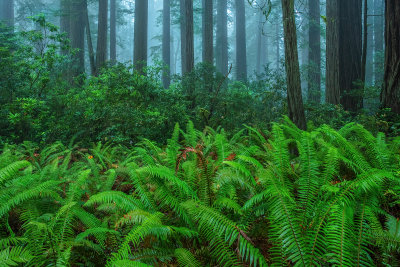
[{"left": 1, "top": 0, "right": 400, "bottom": 266}]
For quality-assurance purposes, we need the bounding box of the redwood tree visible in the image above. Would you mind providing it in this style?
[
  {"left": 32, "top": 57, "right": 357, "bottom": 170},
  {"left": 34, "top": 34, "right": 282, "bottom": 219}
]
[
  {"left": 326, "top": 0, "right": 363, "bottom": 112},
  {"left": 70, "top": 0, "right": 85, "bottom": 76},
  {"left": 381, "top": 0, "right": 400, "bottom": 113},
  {"left": 162, "top": 0, "right": 171, "bottom": 88},
  {"left": 308, "top": 0, "right": 321, "bottom": 103},
  {"left": 202, "top": 0, "right": 213, "bottom": 65},
  {"left": 180, "top": 0, "right": 194, "bottom": 75},
  {"left": 281, "top": 0, "right": 306, "bottom": 130},
  {"left": 110, "top": 0, "right": 116, "bottom": 64},
  {"left": 96, "top": 0, "right": 108, "bottom": 72},
  {"left": 134, "top": 0, "right": 148, "bottom": 74},
  {"left": 235, "top": 0, "right": 247, "bottom": 82},
  {"left": 216, "top": 0, "right": 228, "bottom": 75}
]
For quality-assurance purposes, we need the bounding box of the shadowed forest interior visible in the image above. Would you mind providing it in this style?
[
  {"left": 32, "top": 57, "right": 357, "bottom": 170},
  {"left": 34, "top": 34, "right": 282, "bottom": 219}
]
[{"left": 1, "top": 0, "right": 400, "bottom": 266}]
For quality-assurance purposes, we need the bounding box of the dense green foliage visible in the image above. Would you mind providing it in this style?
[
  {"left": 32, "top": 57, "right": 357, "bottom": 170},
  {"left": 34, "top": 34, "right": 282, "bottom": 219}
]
[
  {"left": 1, "top": 18, "right": 396, "bottom": 147},
  {"left": 1, "top": 119, "right": 400, "bottom": 266}
]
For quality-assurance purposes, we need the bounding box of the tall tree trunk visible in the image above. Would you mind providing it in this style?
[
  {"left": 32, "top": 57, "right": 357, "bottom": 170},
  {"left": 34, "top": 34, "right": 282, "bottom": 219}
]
[
  {"left": 381, "top": 0, "right": 400, "bottom": 114},
  {"left": 326, "top": 0, "right": 363, "bottom": 112},
  {"left": 326, "top": 0, "right": 340, "bottom": 105},
  {"left": 235, "top": 0, "right": 247, "bottom": 82},
  {"left": 281, "top": 0, "right": 306, "bottom": 130},
  {"left": 180, "top": 0, "right": 194, "bottom": 75},
  {"left": 179, "top": 0, "right": 186, "bottom": 75},
  {"left": 365, "top": 0, "right": 374, "bottom": 86},
  {"left": 110, "top": 0, "right": 116, "bottom": 64},
  {"left": 60, "top": 0, "right": 70, "bottom": 55},
  {"left": 60, "top": 0, "right": 70, "bottom": 37},
  {"left": 374, "top": 0, "right": 384, "bottom": 84},
  {"left": 339, "top": 0, "right": 363, "bottom": 112},
  {"left": 162, "top": 0, "right": 171, "bottom": 88},
  {"left": 96, "top": 0, "right": 108, "bottom": 72},
  {"left": 0, "top": 0, "right": 14, "bottom": 30},
  {"left": 202, "top": 0, "right": 213, "bottom": 64},
  {"left": 275, "top": 21, "right": 280, "bottom": 69},
  {"left": 216, "top": 0, "right": 228, "bottom": 75},
  {"left": 134, "top": 0, "right": 148, "bottom": 74},
  {"left": 308, "top": 0, "right": 321, "bottom": 103},
  {"left": 256, "top": 11, "right": 265, "bottom": 75},
  {"left": 361, "top": 0, "right": 368, "bottom": 84},
  {"left": 70, "top": 0, "right": 85, "bottom": 76},
  {"left": 85, "top": 0, "right": 96, "bottom": 75}
]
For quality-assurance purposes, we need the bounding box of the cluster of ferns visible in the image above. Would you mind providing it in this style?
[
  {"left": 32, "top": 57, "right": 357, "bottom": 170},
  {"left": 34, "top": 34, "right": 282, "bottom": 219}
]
[{"left": 1, "top": 117, "right": 400, "bottom": 266}]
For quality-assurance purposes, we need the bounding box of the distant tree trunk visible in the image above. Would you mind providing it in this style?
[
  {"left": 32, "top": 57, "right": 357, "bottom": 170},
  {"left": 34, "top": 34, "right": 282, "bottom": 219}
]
[
  {"left": 339, "top": 0, "right": 363, "bottom": 112},
  {"left": 96, "top": 0, "right": 108, "bottom": 72},
  {"left": 365, "top": 0, "right": 374, "bottom": 85},
  {"left": 281, "top": 0, "right": 306, "bottom": 130},
  {"left": 326, "top": 0, "right": 363, "bottom": 112},
  {"left": 202, "top": 0, "right": 213, "bottom": 64},
  {"left": 85, "top": 0, "right": 96, "bottom": 75},
  {"left": 110, "top": 0, "right": 116, "bottom": 64},
  {"left": 60, "top": 0, "right": 70, "bottom": 37},
  {"left": 60, "top": 0, "right": 70, "bottom": 55},
  {"left": 0, "top": 0, "right": 14, "bottom": 30},
  {"left": 256, "top": 11, "right": 265, "bottom": 75},
  {"left": 180, "top": 0, "right": 194, "bottom": 75},
  {"left": 162, "top": 0, "right": 171, "bottom": 88},
  {"left": 326, "top": 0, "right": 340, "bottom": 105},
  {"left": 275, "top": 21, "right": 280, "bottom": 69},
  {"left": 381, "top": 0, "right": 400, "bottom": 114},
  {"left": 308, "top": 0, "right": 321, "bottom": 103},
  {"left": 179, "top": 0, "right": 186, "bottom": 74},
  {"left": 235, "top": 0, "right": 247, "bottom": 82},
  {"left": 134, "top": 0, "right": 148, "bottom": 74},
  {"left": 361, "top": 0, "right": 368, "bottom": 84},
  {"left": 216, "top": 0, "right": 228, "bottom": 75},
  {"left": 374, "top": 0, "right": 384, "bottom": 84},
  {"left": 70, "top": 0, "right": 85, "bottom": 76}
]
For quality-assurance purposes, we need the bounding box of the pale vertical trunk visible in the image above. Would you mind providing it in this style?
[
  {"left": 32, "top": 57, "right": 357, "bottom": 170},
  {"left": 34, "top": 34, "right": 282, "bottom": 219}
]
[{"left": 162, "top": 0, "right": 171, "bottom": 88}]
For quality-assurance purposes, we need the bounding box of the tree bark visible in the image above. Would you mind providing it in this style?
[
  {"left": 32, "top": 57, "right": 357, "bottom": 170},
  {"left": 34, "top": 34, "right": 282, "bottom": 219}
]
[
  {"left": 308, "top": 0, "right": 321, "bottom": 103},
  {"left": 0, "top": 0, "right": 14, "bottom": 30},
  {"left": 275, "top": 20, "right": 280, "bottom": 69},
  {"left": 281, "top": 0, "right": 306, "bottom": 130},
  {"left": 361, "top": 0, "right": 368, "bottom": 84},
  {"left": 85, "top": 0, "right": 96, "bottom": 76},
  {"left": 181, "top": 0, "right": 194, "bottom": 75},
  {"left": 110, "top": 0, "right": 116, "bottom": 64},
  {"left": 60, "top": 0, "right": 70, "bottom": 38},
  {"left": 216, "top": 0, "right": 228, "bottom": 75},
  {"left": 326, "top": 0, "right": 340, "bottom": 105},
  {"left": 235, "top": 0, "right": 247, "bottom": 82},
  {"left": 180, "top": 0, "right": 194, "bottom": 75},
  {"left": 256, "top": 10, "right": 266, "bottom": 76},
  {"left": 374, "top": 0, "right": 384, "bottom": 84},
  {"left": 326, "top": 0, "right": 363, "bottom": 112},
  {"left": 162, "top": 0, "right": 171, "bottom": 88},
  {"left": 381, "top": 0, "right": 400, "bottom": 114},
  {"left": 70, "top": 0, "right": 85, "bottom": 76},
  {"left": 134, "top": 0, "right": 148, "bottom": 75},
  {"left": 202, "top": 0, "right": 213, "bottom": 65},
  {"left": 96, "top": 0, "right": 108, "bottom": 72},
  {"left": 339, "top": 0, "right": 363, "bottom": 112}
]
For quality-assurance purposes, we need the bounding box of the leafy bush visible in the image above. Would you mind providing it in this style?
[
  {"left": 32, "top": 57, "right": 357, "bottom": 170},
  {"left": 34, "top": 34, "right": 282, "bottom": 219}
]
[{"left": 0, "top": 120, "right": 399, "bottom": 266}]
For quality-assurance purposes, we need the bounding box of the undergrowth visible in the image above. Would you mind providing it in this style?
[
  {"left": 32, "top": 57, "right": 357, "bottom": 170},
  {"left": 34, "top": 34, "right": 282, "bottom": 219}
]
[{"left": 0, "top": 117, "right": 400, "bottom": 266}]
